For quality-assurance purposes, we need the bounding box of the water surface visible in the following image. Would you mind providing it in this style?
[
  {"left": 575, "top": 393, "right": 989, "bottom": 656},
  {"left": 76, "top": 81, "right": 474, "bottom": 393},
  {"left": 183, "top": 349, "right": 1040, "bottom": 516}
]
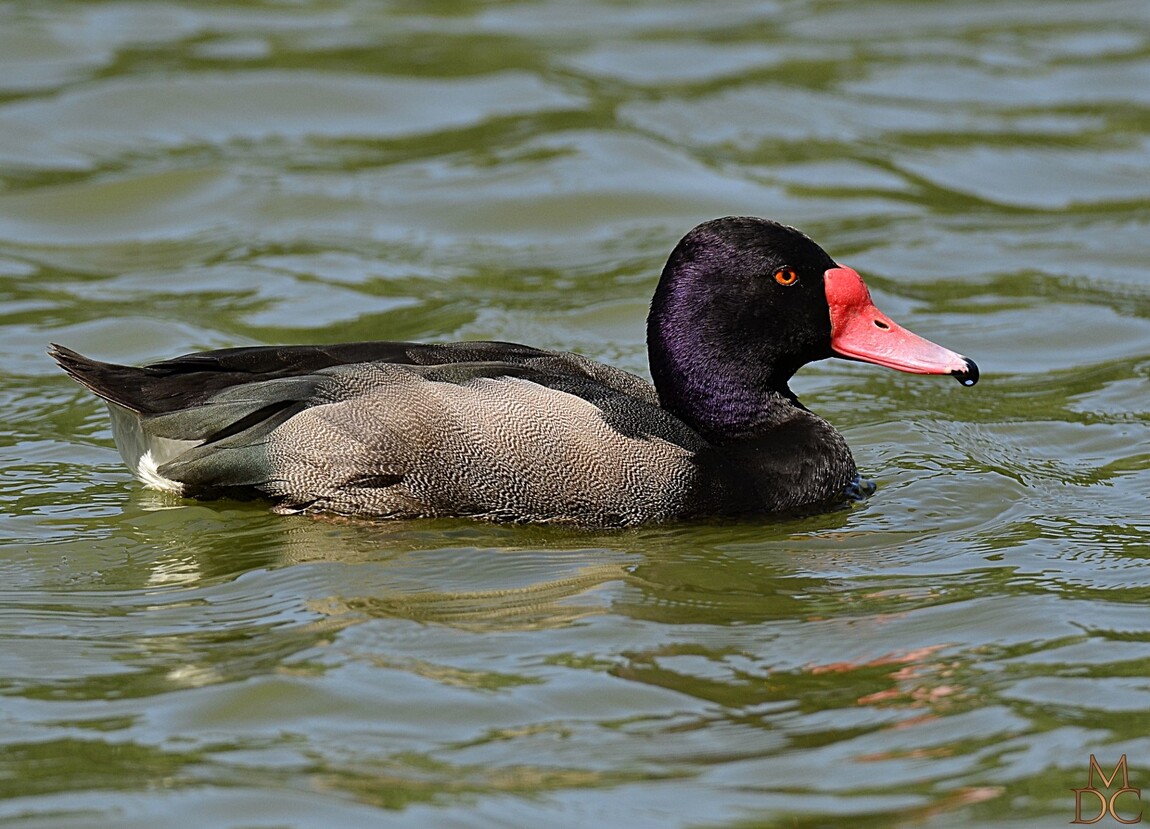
[{"left": 2, "top": 1, "right": 1149, "bottom": 826}]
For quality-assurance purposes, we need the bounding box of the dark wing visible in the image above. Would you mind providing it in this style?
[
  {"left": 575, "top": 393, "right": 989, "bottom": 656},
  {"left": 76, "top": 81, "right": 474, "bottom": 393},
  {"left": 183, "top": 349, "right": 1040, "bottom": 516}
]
[{"left": 48, "top": 340, "right": 658, "bottom": 415}]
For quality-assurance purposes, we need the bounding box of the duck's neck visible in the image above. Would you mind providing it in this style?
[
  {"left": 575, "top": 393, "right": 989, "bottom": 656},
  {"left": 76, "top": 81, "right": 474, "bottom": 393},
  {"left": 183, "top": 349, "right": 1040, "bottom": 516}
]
[
  {"left": 647, "top": 287, "right": 858, "bottom": 512},
  {"left": 647, "top": 288, "right": 800, "bottom": 442}
]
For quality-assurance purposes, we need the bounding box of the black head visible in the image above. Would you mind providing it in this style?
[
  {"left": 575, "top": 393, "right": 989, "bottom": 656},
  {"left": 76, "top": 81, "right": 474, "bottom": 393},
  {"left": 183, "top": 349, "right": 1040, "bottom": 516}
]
[
  {"left": 646, "top": 216, "right": 976, "bottom": 441},
  {"left": 647, "top": 217, "right": 840, "bottom": 437}
]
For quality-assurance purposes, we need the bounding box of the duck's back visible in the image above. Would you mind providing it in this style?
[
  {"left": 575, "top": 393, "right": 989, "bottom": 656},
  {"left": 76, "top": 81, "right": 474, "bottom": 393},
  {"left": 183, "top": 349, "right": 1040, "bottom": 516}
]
[{"left": 50, "top": 342, "right": 710, "bottom": 525}]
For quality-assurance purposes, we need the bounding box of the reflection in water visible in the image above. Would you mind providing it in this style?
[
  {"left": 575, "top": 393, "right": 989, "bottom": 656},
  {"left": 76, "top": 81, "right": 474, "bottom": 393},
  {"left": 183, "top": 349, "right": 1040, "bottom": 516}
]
[{"left": 313, "top": 561, "right": 634, "bottom": 632}]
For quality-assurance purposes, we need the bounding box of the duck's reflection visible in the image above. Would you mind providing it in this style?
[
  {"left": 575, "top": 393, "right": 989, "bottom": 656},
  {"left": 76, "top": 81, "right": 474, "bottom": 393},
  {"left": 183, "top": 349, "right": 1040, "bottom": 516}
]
[{"left": 125, "top": 489, "right": 861, "bottom": 633}]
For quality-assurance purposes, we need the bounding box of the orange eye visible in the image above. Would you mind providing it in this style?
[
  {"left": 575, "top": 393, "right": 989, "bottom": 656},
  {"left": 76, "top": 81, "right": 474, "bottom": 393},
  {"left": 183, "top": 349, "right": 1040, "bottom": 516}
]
[{"left": 774, "top": 268, "right": 799, "bottom": 286}]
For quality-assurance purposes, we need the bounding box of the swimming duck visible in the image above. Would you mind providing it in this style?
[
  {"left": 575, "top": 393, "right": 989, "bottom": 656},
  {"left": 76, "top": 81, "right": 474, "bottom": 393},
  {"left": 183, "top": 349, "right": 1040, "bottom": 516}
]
[{"left": 51, "top": 217, "right": 977, "bottom": 526}]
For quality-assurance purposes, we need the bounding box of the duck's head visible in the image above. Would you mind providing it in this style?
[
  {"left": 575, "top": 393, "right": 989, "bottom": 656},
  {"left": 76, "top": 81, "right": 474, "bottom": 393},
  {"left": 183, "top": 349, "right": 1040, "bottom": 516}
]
[{"left": 647, "top": 217, "right": 977, "bottom": 438}]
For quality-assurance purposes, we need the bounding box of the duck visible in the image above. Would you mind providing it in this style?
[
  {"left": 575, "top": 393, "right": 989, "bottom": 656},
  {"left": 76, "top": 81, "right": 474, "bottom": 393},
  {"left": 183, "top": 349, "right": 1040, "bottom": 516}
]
[{"left": 50, "top": 217, "right": 977, "bottom": 526}]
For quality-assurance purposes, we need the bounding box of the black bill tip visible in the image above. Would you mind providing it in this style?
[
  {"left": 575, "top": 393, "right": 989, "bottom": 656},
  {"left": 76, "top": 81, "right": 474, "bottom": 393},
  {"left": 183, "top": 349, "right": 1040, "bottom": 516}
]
[{"left": 952, "top": 357, "right": 979, "bottom": 387}]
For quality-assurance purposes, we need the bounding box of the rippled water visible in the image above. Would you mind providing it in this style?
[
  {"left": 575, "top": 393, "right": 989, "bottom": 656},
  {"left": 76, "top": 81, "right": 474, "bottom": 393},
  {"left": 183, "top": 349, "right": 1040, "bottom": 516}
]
[{"left": 2, "top": 1, "right": 1149, "bottom": 826}]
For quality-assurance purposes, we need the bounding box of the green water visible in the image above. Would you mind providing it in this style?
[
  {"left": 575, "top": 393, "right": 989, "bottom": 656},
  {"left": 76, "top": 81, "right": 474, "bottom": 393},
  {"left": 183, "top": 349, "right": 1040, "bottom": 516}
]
[{"left": 2, "top": 1, "right": 1149, "bottom": 826}]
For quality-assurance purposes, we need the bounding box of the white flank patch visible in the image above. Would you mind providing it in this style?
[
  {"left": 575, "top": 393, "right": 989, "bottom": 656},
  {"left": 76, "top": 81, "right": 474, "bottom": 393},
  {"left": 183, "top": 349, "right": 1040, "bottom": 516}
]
[
  {"left": 106, "top": 404, "right": 193, "bottom": 495},
  {"left": 136, "top": 449, "right": 185, "bottom": 494}
]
